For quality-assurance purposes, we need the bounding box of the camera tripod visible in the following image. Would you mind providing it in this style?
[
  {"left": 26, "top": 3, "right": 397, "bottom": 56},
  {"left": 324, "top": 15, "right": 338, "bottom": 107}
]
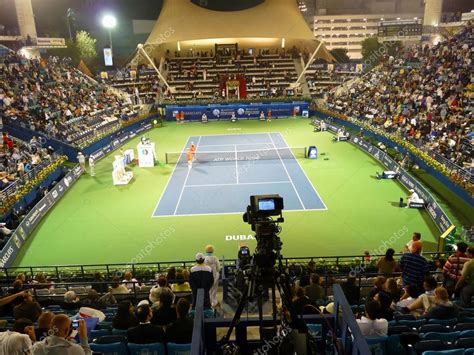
[{"left": 220, "top": 235, "right": 311, "bottom": 354}]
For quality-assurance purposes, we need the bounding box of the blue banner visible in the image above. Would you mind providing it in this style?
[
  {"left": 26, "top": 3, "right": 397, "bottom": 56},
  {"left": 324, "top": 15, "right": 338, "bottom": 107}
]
[{"left": 165, "top": 102, "right": 309, "bottom": 121}]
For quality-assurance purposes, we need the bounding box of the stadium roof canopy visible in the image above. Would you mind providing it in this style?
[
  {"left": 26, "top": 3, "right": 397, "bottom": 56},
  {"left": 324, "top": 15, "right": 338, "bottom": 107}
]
[{"left": 133, "top": 0, "right": 334, "bottom": 63}]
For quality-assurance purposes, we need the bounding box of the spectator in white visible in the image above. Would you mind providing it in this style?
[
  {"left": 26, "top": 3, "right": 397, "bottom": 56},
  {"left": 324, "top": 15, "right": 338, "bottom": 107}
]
[
  {"left": 0, "top": 222, "right": 12, "bottom": 237},
  {"left": 204, "top": 245, "right": 221, "bottom": 307},
  {"left": 189, "top": 252, "right": 214, "bottom": 309},
  {"left": 356, "top": 300, "right": 388, "bottom": 336},
  {"left": 320, "top": 120, "right": 327, "bottom": 131},
  {"left": 406, "top": 189, "right": 422, "bottom": 208},
  {"left": 201, "top": 113, "right": 208, "bottom": 123},
  {"left": 32, "top": 315, "right": 91, "bottom": 354},
  {"left": 122, "top": 271, "right": 138, "bottom": 290},
  {"left": 77, "top": 153, "right": 86, "bottom": 172},
  {"left": 87, "top": 155, "right": 95, "bottom": 177},
  {"left": 0, "top": 318, "right": 36, "bottom": 354}
]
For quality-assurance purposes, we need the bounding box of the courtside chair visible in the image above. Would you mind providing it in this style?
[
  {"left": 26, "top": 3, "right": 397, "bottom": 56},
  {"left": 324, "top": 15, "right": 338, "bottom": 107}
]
[
  {"left": 90, "top": 342, "right": 128, "bottom": 354},
  {"left": 128, "top": 342, "right": 166, "bottom": 355},
  {"left": 167, "top": 343, "right": 192, "bottom": 355}
]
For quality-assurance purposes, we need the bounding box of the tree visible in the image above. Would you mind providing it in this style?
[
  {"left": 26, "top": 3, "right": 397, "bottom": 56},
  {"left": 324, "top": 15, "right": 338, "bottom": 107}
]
[
  {"left": 75, "top": 31, "right": 97, "bottom": 61},
  {"left": 330, "top": 48, "right": 350, "bottom": 63},
  {"left": 361, "top": 37, "right": 382, "bottom": 63}
]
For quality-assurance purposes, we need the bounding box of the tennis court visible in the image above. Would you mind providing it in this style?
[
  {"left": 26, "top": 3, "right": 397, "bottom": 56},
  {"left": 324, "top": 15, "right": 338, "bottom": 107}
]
[{"left": 152, "top": 132, "right": 326, "bottom": 217}]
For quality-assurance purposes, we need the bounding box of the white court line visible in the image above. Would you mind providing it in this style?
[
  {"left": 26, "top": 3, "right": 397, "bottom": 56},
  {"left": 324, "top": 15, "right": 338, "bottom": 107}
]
[
  {"left": 153, "top": 207, "right": 327, "bottom": 218},
  {"left": 268, "top": 133, "right": 306, "bottom": 210},
  {"left": 276, "top": 132, "right": 328, "bottom": 210},
  {"left": 191, "top": 132, "right": 272, "bottom": 138},
  {"left": 173, "top": 136, "right": 201, "bottom": 215},
  {"left": 234, "top": 145, "right": 239, "bottom": 184},
  {"left": 185, "top": 181, "right": 292, "bottom": 188},
  {"left": 150, "top": 136, "right": 193, "bottom": 218},
  {"left": 199, "top": 142, "right": 274, "bottom": 148}
]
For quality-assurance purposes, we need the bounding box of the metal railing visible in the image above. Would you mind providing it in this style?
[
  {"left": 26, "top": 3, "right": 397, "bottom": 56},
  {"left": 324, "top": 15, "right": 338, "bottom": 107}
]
[{"left": 0, "top": 155, "right": 63, "bottom": 202}]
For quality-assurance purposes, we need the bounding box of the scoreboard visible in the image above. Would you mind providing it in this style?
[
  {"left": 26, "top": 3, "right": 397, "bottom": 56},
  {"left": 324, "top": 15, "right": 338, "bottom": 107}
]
[{"left": 378, "top": 20, "right": 423, "bottom": 42}]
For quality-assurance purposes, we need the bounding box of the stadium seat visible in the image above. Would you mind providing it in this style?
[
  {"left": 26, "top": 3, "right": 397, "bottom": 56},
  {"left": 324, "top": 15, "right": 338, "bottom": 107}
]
[
  {"left": 454, "top": 324, "right": 474, "bottom": 332},
  {"left": 90, "top": 329, "right": 111, "bottom": 340},
  {"left": 400, "top": 319, "right": 427, "bottom": 328},
  {"left": 167, "top": 343, "right": 191, "bottom": 355},
  {"left": 454, "top": 337, "right": 474, "bottom": 349},
  {"left": 128, "top": 342, "right": 166, "bottom": 355},
  {"left": 388, "top": 325, "right": 413, "bottom": 335},
  {"left": 111, "top": 328, "right": 128, "bottom": 336},
  {"left": 95, "top": 335, "right": 127, "bottom": 344},
  {"left": 366, "top": 335, "right": 388, "bottom": 354},
  {"left": 422, "top": 332, "right": 460, "bottom": 342},
  {"left": 421, "top": 350, "right": 464, "bottom": 355},
  {"left": 90, "top": 342, "right": 128, "bottom": 354},
  {"left": 460, "top": 331, "right": 474, "bottom": 338},
  {"left": 420, "top": 325, "right": 449, "bottom": 333},
  {"left": 96, "top": 321, "right": 113, "bottom": 330},
  {"left": 395, "top": 314, "right": 416, "bottom": 322},
  {"left": 428, "top": 319, "right": 458, "bottom": 327},
  {"left": 413, "top": 340, "right": 450, "bottom": 354},
  {"left": 464, "top": 348, "right": 474, "bottom": 355}
]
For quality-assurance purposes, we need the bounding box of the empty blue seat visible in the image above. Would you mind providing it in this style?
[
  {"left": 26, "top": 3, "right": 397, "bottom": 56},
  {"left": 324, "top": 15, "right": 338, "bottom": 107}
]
[
  {"left": 167, "top": 342, "right": 191, "bottom": 355},
  {"left": 428, "top": 319, "right": 458, "bottom": 327},
  {"left": 464, "top": 348, "right": 474, "bottom": 355},
  {"left": 90, "top": 342, "right": 128, "bottom": 354},
  {"left": 111, "top": 328, "right": 128, "bottom": 336},
  {"left": 90, "top": 329, "right": 111, "bottom": 339},
  {"left": 96, "top": 321, "right": 113, "bottom": 330},
  {"left": 400, "top": 319, "right": 426, "bottom": 328},
  {"left": 421, "top": 350, "right": 464, "bottom": 355},
  {"left": 460, "top": 330, "right": 474, "bottom": 338},
  {"left": 420, "top": 325, "right": 449, "bottom": 333},
  {"left": 454, "top": 323, "right": 474, "bottom": 332},
  {"left": 422, "top": 332, "right": 460, "bottom": 342},
  {"left": 128, "top": 342, "right": 166, "bottom": 355},
  {"left": 366, "top": 335, "right": 388, "bottom": 355}
]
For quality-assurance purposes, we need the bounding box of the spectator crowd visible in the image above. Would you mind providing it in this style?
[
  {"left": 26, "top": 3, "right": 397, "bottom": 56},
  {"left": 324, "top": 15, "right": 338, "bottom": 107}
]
[{"left": 325, "top": 23, "right": 473, "bottom": 172}]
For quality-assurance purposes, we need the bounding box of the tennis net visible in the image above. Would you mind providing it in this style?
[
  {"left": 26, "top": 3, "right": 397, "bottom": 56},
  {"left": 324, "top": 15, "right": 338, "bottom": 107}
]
[{"left": 165, "top": 146, "right": 307, "bottom": 164}]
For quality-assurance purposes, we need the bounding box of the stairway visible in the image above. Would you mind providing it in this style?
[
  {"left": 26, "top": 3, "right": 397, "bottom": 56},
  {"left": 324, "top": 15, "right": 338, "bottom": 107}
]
[{"left": 293, "top": 58, "right": 311, "bottom": 96}]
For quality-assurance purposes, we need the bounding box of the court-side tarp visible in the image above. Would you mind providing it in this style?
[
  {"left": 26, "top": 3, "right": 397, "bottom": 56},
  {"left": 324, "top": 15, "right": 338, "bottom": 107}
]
[{"left": 165, "top": 102, "right": 309, "bottom": 121}]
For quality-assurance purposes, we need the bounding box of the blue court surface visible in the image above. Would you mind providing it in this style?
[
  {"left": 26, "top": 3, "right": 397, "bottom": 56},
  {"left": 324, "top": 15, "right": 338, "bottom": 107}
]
[{"left": 152, "top": 133, "right": 327, "bottom": 217}]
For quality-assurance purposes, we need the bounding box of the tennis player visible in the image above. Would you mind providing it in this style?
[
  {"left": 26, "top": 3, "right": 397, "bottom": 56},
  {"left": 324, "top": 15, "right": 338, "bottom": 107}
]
[
  {"left": 187, "top": 149, "right": 193, "bottom": 168},
  {"left": 190, "top": 142, "right": 197, "bottom": 161}
]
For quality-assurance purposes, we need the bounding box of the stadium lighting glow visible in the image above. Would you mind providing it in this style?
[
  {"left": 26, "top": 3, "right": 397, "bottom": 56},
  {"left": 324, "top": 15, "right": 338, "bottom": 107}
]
[{"left": 102, "top": 15, "right": 117, "bottom": 29}]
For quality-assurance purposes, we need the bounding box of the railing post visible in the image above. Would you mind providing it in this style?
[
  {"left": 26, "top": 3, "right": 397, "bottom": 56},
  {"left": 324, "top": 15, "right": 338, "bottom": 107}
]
[{"left": 191, "top": 288, "right": 205, "bottom": 355}]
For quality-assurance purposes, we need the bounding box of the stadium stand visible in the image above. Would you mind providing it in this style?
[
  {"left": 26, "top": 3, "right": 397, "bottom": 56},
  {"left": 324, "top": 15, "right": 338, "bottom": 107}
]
[
  {"left": 0, "top": 52, "right": 140, "bottom": 148},
  {"left": 324, "top": 23, "right": 473, "bottom": 177}
]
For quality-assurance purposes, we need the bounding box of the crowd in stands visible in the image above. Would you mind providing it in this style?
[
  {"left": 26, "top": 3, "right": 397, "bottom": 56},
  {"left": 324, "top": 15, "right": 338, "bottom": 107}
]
[
  {"left": 0, "top": 244, "right": 222, "bottom": 353},
  {"left": 325, "top": 23, "right": 473, "bottom": 171},
  {"left": 107, "top": 47, "right": 307, "bottom": 103},
  {"left": 0, "top": 52, "right": 137, "bottom": 147},
  {"left": 0, "top": 235, "right": 473, "bottom": 352}
]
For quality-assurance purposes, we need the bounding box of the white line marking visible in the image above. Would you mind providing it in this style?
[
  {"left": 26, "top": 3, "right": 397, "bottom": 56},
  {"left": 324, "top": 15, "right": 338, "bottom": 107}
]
[
  {"left": 152, "top": 208, "right": 328, "bottom": 218},
  {"left": 185, "top": 181, "right": 292, "bottom": 188},
  {"left": 268, "top": 133, "right": 306, "bottom": 210},
  {"left": 151, "top": 136, "right": 193, "bottom": 218},
  {"left": 276, "top": 132, "right": 328, "bottom": 210},
  {"left": 234, "top": 145, "right": 239, "bottom": 184},
  {"left": 173, "top": 136, "right": 201, "bottom": 215},
  {"left": 199, "top": 142, "right": 274, "bottom": 148}
]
